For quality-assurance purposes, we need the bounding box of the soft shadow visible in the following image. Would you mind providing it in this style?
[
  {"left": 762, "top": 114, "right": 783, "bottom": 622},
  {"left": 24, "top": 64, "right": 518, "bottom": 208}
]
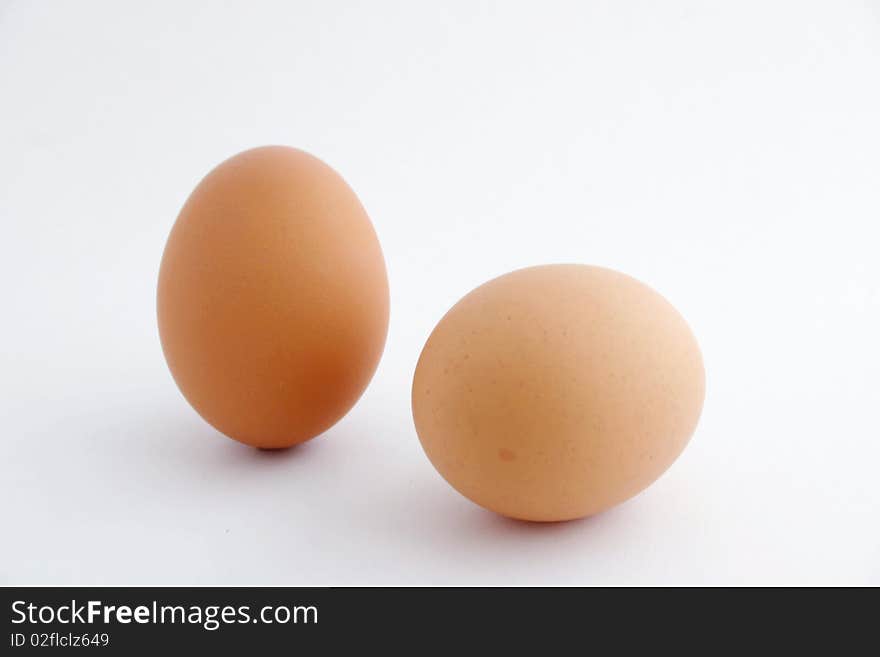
[
  {"left": 358, "top": 469, "right": 634, "bottom": 550},
  {"left": 85, "top": 394, "right": 635, "bottom": 548},
  {"left": 475, "top": 507, "right": 615, "bottom": 535},
  {"left": 225, "top": 438, "right": 324, "bottom": 463},
  {"left": 83, "top": 395, "right": 335, "bottom": 487}
]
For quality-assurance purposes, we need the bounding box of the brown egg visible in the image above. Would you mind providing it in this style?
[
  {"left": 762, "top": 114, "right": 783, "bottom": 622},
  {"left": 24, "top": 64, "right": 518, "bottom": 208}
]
[
  {"left": 158, "top": 146, "right": 389, "bottom": 449},
  {"left": 412, "top": 265, "right": 704, "bottom": 521}
]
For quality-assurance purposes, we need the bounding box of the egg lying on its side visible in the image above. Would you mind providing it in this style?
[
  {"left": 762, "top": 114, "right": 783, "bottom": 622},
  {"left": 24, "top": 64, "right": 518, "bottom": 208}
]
[
  {"left": 158, "top": 146, "right": 389, "bottom": 449},
  {"left": 412, "top": 264, "right": 704, "bottom": 522}
]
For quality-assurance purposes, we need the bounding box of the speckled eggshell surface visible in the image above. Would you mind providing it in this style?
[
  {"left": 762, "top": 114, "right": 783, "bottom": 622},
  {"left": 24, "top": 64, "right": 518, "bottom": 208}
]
[
  {"left": 412, "top": 264, "right": 704, "bottom": 521},
  {"left": 158, "top": 146, "right": 389, "bottom": 449}
]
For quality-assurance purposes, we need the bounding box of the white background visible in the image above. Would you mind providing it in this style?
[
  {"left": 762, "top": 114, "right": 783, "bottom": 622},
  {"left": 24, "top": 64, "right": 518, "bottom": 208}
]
[{"left": 2, "top": 0, "right": 878, "bottom": 585}]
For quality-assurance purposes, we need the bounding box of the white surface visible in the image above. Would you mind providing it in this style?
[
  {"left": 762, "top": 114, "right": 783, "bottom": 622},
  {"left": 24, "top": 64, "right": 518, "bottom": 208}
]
[{"left": 2, "top": 0, "right": 879, "bottom": 586}]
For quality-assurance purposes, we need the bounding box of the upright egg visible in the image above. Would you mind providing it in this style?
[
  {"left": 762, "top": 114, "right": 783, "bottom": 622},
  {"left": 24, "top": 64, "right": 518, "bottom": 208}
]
[
  {"left": 158, "top": 146, "right": 389, "bottom": 449},
  {"left": 412, "top": 264, "right": 704, "bottom": 521}
]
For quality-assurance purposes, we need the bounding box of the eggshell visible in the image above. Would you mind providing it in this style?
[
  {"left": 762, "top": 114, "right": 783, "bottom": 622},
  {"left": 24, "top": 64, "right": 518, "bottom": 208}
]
[
  {"left": 412, "top": 264, "right": 704, "bottom": 521},
  {"left": 158, "top": 146, "right": 389, "bottom": 449}
]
